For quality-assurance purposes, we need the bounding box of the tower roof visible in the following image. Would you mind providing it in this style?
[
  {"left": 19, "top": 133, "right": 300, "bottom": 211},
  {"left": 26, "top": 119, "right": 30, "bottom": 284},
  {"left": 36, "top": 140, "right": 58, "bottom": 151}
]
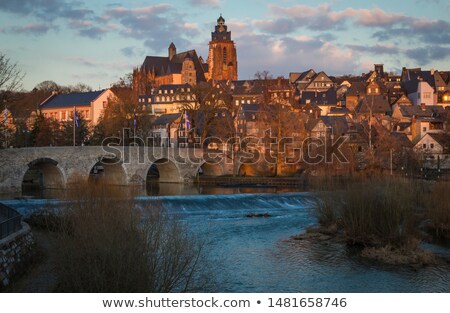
[{"left": 217, "top": 14, "right": 225, "bottom": 25}]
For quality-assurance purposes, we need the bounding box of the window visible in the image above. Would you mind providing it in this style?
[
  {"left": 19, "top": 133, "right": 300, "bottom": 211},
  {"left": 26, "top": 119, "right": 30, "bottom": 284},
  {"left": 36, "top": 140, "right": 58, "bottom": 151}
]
[
  {"left": 423, "top": 127, "right": 427, "bottom": 132},
  {"left": 423, "top": 144, "right": 427, "bottom": 149},
  {"left": 418, "top": 92, "right": 421, "bottom": 99},
  {"left": 62, "top": 112, "right": 66, "bottom": 120},
  {"left": 103, "top": 101, "right": 107, "bottom": 108},
  {"left": 430, "top": 143, "right": 434, "bottom": 149},
  {"left": 423, "top": 92, "right": 431, "bottom": 99},
  {"left": 223, "top": 47, "right": 227, "bottom": 64}
]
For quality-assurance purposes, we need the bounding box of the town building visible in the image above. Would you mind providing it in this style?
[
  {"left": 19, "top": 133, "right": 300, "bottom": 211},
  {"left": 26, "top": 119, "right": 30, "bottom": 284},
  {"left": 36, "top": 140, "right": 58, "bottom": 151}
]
[{"left": 39, "top": 89, "right": 116, "bottom": 125}]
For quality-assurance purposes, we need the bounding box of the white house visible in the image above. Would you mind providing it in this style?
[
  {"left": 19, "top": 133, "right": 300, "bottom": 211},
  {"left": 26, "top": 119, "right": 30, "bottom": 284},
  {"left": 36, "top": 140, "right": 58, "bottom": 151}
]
[
  {"left": 403, "top": 79, "right": 437, "bottom": 106},
  {"left": 40, "top": 89, "right": 116, "bottom": 125}
]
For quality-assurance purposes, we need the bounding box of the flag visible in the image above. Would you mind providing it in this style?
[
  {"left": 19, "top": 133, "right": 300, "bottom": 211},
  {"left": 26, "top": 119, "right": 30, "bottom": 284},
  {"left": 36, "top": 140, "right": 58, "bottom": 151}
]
[
  {"left": 3, "top": 109, "right": 6, "bottom": 125},
  {"left": 185, "top": 111, "right": 190, "bottom": 130},
  {"left": 74, "top": 107, "right": 79, "bottom": 128},
  {"left": 133, "top": 109, "right": 137, "bottom": 130}
]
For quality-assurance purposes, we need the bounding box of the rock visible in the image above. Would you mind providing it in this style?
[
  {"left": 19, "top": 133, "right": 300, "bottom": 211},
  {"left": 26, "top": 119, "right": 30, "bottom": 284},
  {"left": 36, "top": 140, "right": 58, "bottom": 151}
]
[{"left": 246, "top": 212, "right": 272, "bottom": 218}]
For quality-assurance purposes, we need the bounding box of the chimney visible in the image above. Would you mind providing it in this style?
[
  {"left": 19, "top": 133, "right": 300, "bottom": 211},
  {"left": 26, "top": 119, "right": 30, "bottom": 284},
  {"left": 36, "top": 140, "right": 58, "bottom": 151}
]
[
  {"left": 421, "top": 103, "right": 426, "bottom": 111},
  {"left": 412, "top": 115, "right": 416, "bottom": 124},
  {"left": 431, "top": 68, "right": 435, "bottom": 75},
  {"left": 314, "top": 108, "right": 319, "bottom": 119}
]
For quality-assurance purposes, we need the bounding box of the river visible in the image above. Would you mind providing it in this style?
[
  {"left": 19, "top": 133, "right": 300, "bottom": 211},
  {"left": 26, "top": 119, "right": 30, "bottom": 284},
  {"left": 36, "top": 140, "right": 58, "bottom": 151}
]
[{"left": 2, "top": 185, "right": 450, "bottom": 292}]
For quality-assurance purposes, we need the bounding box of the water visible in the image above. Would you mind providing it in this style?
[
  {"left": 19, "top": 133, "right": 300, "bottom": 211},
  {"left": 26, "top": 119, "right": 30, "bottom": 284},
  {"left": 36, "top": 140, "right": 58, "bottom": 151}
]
[{"left": 3, "top": 191, "right": 450, "bottom": 292}]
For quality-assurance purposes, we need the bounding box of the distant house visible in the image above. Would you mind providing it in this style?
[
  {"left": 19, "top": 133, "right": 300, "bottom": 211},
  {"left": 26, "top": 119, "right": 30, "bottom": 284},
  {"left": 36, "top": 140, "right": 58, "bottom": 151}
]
[
  {"left": 151, "top": 113, "right": 182, "bottom": 147},
  {"left": 139, "top": 83, "right": 195, "bottom": 116},
  {"left": 355, "top": 94, "right": 391, "bottom": 118},
  {"left": 391, "top": 94, "right": 413, "bottom": 112},
  {"left": 403, "top": 79, "right": 437, "bottom": 106},
  {"left": 39, "top": 89, "right": 116, "bottom": 125},
  {"left": 290, "top": 69, "right": 334, "bottom": 92},
  {"left": 414, "top": 133, "right": 450, "bottom": 170},
  {"left": 231, "top": 80, "right": 265, "bottom": 106},
  {"left": 345, "top": 81, "right": 366, "bottom": 112},
  {"left": 392, "top": 104, "right": 446, "bottom": 123},
  {"left": 306, "top": 115, "right": 351, "bottom": 139},
  {"left": 299, "top": 88, "right": 338, "bottom": 116},
  {"left": 238, "top": 103, "right": 264, "bottom": 137}
]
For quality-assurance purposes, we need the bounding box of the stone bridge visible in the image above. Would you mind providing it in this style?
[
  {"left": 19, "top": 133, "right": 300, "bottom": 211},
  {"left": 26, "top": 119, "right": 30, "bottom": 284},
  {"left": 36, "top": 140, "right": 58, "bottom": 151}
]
[{"left": 0, "top": 146, "right": 237, "bottom": 193}]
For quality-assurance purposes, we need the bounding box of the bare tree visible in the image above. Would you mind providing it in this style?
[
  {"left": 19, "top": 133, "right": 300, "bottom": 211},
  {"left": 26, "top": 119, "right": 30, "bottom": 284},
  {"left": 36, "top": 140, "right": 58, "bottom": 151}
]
[
  {"left": 254, "top": 70, "right": 273, "bottom": 80},
  {"left": 0, "top": 52, "right": 25, "bottom": 95}
]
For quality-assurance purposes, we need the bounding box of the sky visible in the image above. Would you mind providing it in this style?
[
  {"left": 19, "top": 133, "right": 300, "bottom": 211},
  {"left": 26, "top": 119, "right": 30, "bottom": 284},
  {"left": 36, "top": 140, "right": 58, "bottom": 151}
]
[{"left": 1, "top": 0, "right": 450, "bottom": 91}]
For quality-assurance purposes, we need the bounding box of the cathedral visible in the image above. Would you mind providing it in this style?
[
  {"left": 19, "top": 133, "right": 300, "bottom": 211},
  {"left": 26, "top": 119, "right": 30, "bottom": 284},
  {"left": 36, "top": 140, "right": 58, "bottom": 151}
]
[{"left": 133, "top": 15, "right": 238, "bottom": 95}]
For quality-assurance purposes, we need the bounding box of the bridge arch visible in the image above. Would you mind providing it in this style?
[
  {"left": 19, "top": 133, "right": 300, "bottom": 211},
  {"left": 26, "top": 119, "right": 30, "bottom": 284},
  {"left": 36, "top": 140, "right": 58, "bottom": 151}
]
[
  {"left": 196, "top": 162, "right": 224, "bottom": 177},
  {"left": 146, "top": 158, "right": 182, "bottom": 183},
  {"left": 88, "top": 156, "right": 127, "bottom": 185},
  {"left": 22, "top": 157, "right": 66, "bottom": 190},
  {"left": 238, "top": 162, "right": 273, "bottom": 177}
]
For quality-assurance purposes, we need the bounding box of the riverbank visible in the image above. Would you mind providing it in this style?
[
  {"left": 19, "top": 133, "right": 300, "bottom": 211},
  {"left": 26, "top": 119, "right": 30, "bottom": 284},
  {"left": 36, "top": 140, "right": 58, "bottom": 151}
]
[{"left": 2, "top": 190, "right": 450, "bottom": 292}]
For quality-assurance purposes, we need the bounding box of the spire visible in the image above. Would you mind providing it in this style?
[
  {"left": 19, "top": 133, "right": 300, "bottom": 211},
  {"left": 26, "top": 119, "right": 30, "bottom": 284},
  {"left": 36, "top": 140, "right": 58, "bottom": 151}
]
[
  {"left": 168, "top": 42, "right": 176, "bottom": 61},
  {"left": 217, "top": 14, "right": 225, "bottom": 25}
]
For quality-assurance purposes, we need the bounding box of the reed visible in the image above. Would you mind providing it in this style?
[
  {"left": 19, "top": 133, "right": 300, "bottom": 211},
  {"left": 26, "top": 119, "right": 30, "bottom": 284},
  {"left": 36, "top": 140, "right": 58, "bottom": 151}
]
[
  {"left": 315, "top": 177, "right": 419, "bottom": 247},
  {"left": 425, "top": 181, "right": 450, "bottom": 237},
  {"left": 54, "top": 182, "right": 208, "bottom": 292}
]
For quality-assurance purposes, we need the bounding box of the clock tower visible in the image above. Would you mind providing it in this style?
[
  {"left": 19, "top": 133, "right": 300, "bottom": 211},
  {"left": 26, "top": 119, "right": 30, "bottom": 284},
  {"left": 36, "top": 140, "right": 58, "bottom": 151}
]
[{"left": 207, "top": 15, "right": 238, "bottom": 81}]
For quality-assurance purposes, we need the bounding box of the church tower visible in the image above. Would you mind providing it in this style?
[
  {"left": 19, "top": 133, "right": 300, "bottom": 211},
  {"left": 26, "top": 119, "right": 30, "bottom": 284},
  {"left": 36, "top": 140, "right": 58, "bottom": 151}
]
[{"left": 207, "top": 15, "right": 238, "bottom": 81}]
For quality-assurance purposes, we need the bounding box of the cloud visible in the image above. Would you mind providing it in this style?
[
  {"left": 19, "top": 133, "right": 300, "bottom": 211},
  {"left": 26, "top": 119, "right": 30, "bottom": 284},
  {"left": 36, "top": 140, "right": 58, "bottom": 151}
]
[
  {"left": 258, "top": 4, "right": 450, "bottom": 46},
  {"left": 78, "top": 26, "right": 109, "bottom": 39},
  {"left": 405, "top": 46, "right": 450, "bottom": 64},
  {"left": 190, "top": 0, "right": 220, "bottom": 8},
  {"left": 233, "top": 32, "right": 360, "bottom": 78},
  {"left": 346, "top": 44, "right": 400, "bottom": 55},
  {"left": 102, "top": 4, "right": 200, "bottom": 52},
  {"left": 0, "top": 0, "right": 93, "bottom": 21},
  {"left": 2, "top": 23, "right": 55, "bottom": 35},
  {"left": 121, "top": 47, "right": 135, "bottom": 57}
]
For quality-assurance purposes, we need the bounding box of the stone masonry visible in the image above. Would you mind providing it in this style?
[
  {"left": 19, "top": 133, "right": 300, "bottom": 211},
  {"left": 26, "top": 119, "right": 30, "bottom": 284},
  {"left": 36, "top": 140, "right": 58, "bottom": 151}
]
[{"left": 0, "top": 222, "right": 35, "bottom": 289}]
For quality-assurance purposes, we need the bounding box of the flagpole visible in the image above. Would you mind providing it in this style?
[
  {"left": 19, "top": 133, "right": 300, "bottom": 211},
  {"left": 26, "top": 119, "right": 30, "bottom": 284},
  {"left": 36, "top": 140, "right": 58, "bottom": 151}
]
[
  {"left": 73, "top": 106, "right": 75, "bottom": 146},
  {"left": 133, "top": 109, "right": 136, "bottom": 144}
]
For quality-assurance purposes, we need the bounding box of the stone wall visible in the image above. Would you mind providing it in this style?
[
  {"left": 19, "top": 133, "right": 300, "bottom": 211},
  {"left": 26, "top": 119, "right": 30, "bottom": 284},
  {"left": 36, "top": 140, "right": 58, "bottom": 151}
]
[{"left": 0, "top": 222, "right": 35, "bottom": 289}]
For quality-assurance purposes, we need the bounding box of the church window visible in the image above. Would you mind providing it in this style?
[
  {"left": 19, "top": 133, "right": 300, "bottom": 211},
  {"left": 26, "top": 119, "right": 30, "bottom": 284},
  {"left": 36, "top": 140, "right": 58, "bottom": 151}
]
[{"left": 223, "top": 47, "right": 227, "bottom": 64}]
